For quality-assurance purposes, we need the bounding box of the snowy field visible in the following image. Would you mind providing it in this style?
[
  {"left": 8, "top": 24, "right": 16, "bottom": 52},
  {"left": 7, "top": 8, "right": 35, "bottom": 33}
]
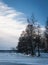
[{"left": 0, "top": 52, "right": 48, "bottom": 65}]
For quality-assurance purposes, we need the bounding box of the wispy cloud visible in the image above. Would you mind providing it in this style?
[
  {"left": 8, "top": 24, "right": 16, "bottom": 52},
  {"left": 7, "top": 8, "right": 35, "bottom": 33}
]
[{"left": 0, "top": 1, "right": 27, "bottom": 50}]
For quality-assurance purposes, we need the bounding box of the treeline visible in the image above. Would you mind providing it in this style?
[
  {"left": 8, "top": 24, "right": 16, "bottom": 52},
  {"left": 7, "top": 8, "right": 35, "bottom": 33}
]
[
  {"left": 17, "top": 15, "right": 48, "bottom": 56},
  {"left": 0, "top": 48, "right": 19, "bottom": 53}
]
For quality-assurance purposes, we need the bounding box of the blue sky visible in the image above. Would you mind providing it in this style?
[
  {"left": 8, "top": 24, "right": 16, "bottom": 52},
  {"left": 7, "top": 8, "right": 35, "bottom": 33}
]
[
  {"left": 3, "top": 0, "right": 48, "bottom": 26},
  {"left": 0, "top": 0, "right": 48, "bottom": 49}
]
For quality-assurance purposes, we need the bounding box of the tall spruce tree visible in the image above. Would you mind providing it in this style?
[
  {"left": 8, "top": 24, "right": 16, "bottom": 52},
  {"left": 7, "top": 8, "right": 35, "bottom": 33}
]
[{"left": 17, "top": 15, "right": 38, "bottom": 56}]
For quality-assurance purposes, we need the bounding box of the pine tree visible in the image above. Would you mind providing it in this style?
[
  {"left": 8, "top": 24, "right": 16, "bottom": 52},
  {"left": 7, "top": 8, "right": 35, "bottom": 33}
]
[{"left": 17, "top": 14, "right": 40, "bottom": 56}]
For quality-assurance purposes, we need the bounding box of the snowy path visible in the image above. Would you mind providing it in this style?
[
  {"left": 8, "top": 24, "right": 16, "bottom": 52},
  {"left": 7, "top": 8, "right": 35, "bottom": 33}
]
[{"left": 0, "top": 53, "right": 48, "bottom": 65}]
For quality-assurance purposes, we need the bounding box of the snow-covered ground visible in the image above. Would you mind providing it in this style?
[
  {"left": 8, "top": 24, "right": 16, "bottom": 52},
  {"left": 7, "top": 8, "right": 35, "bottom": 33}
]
[{"left": 0, "top": 53, "right": 48, "bottom": 65}]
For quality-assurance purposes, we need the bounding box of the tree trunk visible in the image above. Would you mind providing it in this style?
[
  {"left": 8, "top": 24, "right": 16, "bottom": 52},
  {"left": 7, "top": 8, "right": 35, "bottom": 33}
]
[{"left": 38, "top": 42, "right": 40, "bottom": 57}]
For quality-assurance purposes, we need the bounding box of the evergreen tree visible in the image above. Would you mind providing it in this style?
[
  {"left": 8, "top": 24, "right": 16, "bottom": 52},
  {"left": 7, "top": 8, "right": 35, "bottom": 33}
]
[{"left": 17, "top": 15, "right": 41, "bottom": 56}]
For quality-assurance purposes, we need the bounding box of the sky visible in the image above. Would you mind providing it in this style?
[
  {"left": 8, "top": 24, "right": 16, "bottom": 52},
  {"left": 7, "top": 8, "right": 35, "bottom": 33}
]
[
  {"left": 3, "top": 0, "right": 48, "bottom": 25},
  {"left": 0, "top": 0, "right": 48, "bottom": 50}
]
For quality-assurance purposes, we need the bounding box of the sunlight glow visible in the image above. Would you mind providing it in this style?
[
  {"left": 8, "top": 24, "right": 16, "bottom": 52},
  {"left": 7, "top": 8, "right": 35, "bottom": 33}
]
[{"left": 0, "top": 2, "right": 27, "bottom": 49}]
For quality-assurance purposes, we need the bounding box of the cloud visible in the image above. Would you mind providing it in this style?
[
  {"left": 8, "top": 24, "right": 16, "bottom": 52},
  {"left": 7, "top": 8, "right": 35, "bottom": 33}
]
[{"left": 0, "top": 1, "right": 27, "bottom": 50}]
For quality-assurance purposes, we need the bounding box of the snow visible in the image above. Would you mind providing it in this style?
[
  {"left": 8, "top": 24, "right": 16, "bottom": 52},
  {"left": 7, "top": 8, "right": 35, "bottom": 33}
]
[{"left": 0, "top": 53, "right": 48, "bottom": 65}]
